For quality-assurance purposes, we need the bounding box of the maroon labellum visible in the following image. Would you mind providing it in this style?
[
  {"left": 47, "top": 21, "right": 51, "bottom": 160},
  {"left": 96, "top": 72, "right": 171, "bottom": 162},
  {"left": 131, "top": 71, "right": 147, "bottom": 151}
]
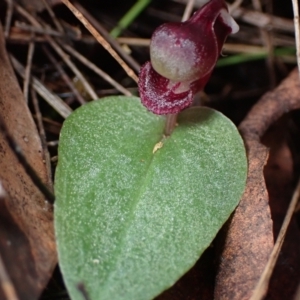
[{"left": 138, "top": 0, "right": 239, "bottom": 115}]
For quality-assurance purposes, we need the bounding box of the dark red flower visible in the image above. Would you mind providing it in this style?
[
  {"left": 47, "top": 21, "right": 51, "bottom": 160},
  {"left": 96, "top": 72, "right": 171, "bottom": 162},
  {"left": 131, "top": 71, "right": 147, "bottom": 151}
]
[{"left": 138, "top": 0, "right": 239, "bottom": 115}]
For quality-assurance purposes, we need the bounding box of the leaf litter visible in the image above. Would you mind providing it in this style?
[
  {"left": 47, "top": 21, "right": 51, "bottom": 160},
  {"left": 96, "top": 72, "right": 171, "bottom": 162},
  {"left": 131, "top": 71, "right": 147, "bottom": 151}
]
[{"left": 1, "top": 0, "right": 300, "bottom": 299}]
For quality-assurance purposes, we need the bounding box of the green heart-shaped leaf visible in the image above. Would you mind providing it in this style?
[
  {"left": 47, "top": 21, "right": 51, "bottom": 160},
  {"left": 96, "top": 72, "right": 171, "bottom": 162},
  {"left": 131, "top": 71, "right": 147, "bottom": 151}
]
[{"left": 54, "top": 96, "right": 247, "bottom": 300}]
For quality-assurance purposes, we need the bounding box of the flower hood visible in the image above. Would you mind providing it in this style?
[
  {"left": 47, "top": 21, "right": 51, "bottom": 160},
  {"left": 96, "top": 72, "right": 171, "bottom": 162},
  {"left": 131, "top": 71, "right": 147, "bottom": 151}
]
[{"left": 138, "top": 0, "right": 239, "bottom": 115}]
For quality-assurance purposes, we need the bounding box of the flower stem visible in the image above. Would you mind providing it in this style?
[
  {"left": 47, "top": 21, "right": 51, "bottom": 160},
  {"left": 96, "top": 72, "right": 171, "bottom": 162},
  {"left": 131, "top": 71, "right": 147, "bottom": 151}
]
[{"left": 164, "top": 114, "right": 178, "bottom": 136}]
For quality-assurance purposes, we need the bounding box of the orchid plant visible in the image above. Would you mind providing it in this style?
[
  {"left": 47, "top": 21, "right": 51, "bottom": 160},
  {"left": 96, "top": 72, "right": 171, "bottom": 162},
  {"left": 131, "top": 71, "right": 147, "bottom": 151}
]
[
  {"left": 54, "top": 1, "right": 247, "bottom": 300},
  {"left": 139, "top": 0, "right": 239, "bottom": 115}
]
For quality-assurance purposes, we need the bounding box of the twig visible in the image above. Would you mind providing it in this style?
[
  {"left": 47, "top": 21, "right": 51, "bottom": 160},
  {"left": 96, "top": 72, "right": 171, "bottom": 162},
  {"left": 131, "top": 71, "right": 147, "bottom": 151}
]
[
  {"left": 41, "top": 0, "right": 65, "bottom": 34},
  {"left": 60, "top": 0, "right": 139, "bottom": 83},
  {"left": 115, "top": 39, "right": 294, "bottom": 51},
  {"left": 7, "top": 31, "right": 48, "bottom": 43},
  {"left": 47, "top": 140, "right": 59, "bottom": 147},
  {"left": 223, "top": 43, "right": 274, "bottom": 54},
  {"left": 14, "top": 4, "right": 98, "bottom": 101},
  {"left": 228, "top": 0, "right": 243, "bottom": 14},
  {"left": 11, "top": 55, "right": 72, "bottom": 119},
  {"left": 181, "top": 0, "right": 195, "bottom": 22},
  {"left": 51, "top": 156, "right": 58, "bottom": 163},
  {"left": 231, "top": 6, "right": 294, "bottom": 32},
  {"left": 40, "top": 117, "right": 61, "bottom": 135},
  {"left": 250, "top": 178, "right": 300, "bottom": 300},
  {"left": 117, "top": 37, "right": 150, "bottom": 46},
  {"left": 62, "top": 44, "right": 132, "bottom": 96},
  {"left": 74, "top": 2, "right": 140, "bottom": 73},
  {"left": 15, "top": 21, "right": 62, "bottom": 37},
  {"left": 31, "top": 88, "right": 53, "bottom": 182},
  {"left": 173, "top": 0, "right": 294, "bottom": 33},
  {"left": 42, "top": 46, "right": 87, "bottom": 105},
  {"left": 4, "top": 0, "right": 13, "bottom": 38},
  {"left": 0, "top": 115, "right": 55, "bottom": 203},
  {"left": 251, "top": 0, "right": 276, "bottom": 87},
  {"left": 292, "top": 0, "right": 300, "bottom": 78},
  {"left": 23, "top": 33, "right": 35, "bottom": 103},
  {"left": 47, "top": 36, "right": 98, "bottom": 100}
]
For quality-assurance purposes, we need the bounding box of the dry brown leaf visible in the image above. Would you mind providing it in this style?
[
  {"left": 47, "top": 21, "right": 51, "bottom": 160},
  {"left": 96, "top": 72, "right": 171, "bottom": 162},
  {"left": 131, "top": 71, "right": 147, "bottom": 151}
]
[
  {"left": 0, "top": 23, "right": 56, "bottom": 299},
  {"left": 263, "top": 120, "right": 300, "bottom": 299},
  {"left": 215, "top": 69, "right": 300, "bottom": 300}
]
